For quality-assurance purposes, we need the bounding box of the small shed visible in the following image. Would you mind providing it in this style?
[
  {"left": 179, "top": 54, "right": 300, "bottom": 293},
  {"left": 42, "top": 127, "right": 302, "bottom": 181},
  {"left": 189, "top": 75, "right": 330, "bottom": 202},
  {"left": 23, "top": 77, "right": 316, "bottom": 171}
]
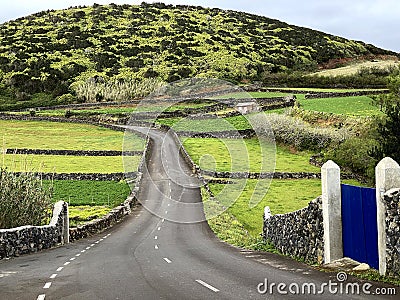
[{"left": 235, "top": 102, "right": 258, "bottom": 114}]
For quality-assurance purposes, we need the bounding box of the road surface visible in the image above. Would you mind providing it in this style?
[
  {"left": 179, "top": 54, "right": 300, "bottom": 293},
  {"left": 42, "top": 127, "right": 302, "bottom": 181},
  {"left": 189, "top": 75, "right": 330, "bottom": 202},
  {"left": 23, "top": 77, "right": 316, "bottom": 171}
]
[{"left": 0, "top": 127, "right": 397, "bottom": 299}]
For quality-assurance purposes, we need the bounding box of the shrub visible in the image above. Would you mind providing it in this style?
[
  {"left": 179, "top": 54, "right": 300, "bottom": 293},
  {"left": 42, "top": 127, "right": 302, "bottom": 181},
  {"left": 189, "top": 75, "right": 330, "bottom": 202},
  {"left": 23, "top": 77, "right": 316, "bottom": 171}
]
[
  {"left": 325, "top": 137, "right": 378, "bottom": 180},
  {"left": 252, "top": 113, "right": 351, "bottom": 151},
  {"left": 0, "top": 169, "right": 53, "bottom": 229}
]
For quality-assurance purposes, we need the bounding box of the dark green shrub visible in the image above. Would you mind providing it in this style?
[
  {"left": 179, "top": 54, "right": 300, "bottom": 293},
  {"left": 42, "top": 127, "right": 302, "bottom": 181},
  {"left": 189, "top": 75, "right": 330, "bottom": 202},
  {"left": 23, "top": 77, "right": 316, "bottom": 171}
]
[{"left": 0, "top": 169, "right": 53, "bottom": 229}]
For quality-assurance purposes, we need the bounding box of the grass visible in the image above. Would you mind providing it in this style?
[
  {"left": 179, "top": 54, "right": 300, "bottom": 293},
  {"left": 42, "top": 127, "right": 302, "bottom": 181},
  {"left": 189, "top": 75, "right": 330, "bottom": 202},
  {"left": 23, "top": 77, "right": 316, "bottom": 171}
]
[
  {"left": 267, "top": 87, "right": 388, "bottom": 92},
  {"left": 310, "top": 60, "right": 399, "bottom": 77},
  {"left": 35, "top": 101, "right": 214, "bottom": 116},
  {"left": 69, "top": 206, "right": 112, "bottom": 227},
  {"left": 298, "top": 96, "right": 383, "bottom": 116},
  {"left": 2, "top": 154, "right": 140, "bottom": 174},
  {"left": 46, "top": 180, "right": 131, "bottom": 207},
  {"left": 208, "top": 179, "right": 322, "bottom": 237},
  {"left": 0, "top": 120, "right": 144, "bottom": 151},
  {"left": 182, "top": 138, "right": 319, "bottom": 173},
  {"left": 215, "top": 92, "right": 291, "bottom": 99}
]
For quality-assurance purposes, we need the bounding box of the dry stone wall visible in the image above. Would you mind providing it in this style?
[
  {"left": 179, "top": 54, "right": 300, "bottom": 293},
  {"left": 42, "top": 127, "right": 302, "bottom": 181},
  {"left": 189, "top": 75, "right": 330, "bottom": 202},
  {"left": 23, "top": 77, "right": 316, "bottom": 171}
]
[
  {"left": 383, "top": 188, "right": 400, "bottom": 277},
  {"left": 0, "top": 201, "right": 68, "bottom": 259},
  {"left": 263, "top": 197, "right": 324, "bottom": 264}
]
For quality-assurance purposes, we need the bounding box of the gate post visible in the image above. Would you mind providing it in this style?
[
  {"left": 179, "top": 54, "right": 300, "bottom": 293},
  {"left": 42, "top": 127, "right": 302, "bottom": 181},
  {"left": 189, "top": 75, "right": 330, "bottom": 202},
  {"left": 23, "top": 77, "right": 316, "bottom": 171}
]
[
  {"left": 321, "top": 160, "right": 342, "bottom": 263},
  {"left": 375, "top": 157, "right": 400, "bottom": 275}
]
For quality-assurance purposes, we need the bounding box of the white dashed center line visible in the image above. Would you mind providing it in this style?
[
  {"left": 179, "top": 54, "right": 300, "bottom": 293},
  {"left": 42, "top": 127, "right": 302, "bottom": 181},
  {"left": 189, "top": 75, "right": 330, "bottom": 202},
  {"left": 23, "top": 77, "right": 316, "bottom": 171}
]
[
  {"left": 195, "top": 280, "right": 219, "bottom": 292},
  {"left": 155, "top": 245, "right": 159, "bottom": 250},
  {"left": 49, "top": 274, "right": 57, "bottom": 279},
  {"left": 43, "top": 282, "right": 52, "bottom": 289},
  {"left": 154, "top": 236, "right": 158, "bottom": 240},
  {"left": 70, "top": 257, "right": 76, "bottom": 261},
  {"left": 63, "top": 262, "right": 70, "bottom": 266},
  {"left": 56, "top": 267, "right": 63, "bottom": 272},
  {"left": 37, "top": 294, "right": 46, "bottom": 300},
  {"left": 157, "top": 227, "right": 161, "bottom": 231},
  {"left": 163, "top": 258, "right": 172, "bottom": 264}
]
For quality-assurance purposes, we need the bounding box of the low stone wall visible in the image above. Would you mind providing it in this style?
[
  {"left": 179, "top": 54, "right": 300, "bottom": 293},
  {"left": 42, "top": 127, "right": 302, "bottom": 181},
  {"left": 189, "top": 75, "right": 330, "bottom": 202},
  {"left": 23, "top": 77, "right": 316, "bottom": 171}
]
[
  {"left": 177, "top": 129, "right": 256, "bottom": 139},
  {"left": 263, "top": 197, "right": 324, "bottom": 264},
  {"left": 383, "top": 188, "right": 400, "bottom": 277},
  {"left": 24, "top": 172, "right": 136, "bottom": 181},
  {"left": 4, "top": 148, "right": 142, "bottom": 156},
  {"left": 200, "top": 170, "right": 321, "bottom": 179},
  {"left": 0, "top": 201, "right": 68, "bottom": 259},
  {"left": 304, "top": 90, "right": 388, "bottom": 99}
]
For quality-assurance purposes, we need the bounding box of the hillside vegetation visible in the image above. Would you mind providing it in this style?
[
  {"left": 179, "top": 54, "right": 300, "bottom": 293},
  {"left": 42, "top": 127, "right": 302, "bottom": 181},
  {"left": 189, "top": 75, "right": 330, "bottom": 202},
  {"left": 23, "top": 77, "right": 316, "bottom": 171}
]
[{"left": 0, "top": 2, "right": 397, "bottom": 107}]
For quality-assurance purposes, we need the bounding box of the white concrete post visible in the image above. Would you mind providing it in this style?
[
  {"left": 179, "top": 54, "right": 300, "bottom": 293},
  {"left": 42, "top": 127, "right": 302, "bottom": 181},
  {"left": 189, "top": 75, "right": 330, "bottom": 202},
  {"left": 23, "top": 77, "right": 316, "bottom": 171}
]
[
  {"left": 375, "top": 157, "right": 400, "bottom": 275},
  {"left": 63, "top": 202, "right": 70, "bottom": 244},
  {"left": 321, "top": 160, "right": 343, "bottom": 264}
]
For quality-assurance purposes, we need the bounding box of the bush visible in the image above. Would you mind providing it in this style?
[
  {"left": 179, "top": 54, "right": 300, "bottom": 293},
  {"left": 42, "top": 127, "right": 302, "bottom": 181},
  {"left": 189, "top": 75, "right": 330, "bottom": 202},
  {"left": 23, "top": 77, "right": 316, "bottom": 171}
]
[
  {"left": 252, "top": 113, "right": 351, "bottom": 151},
  {"left": 325, "top": 137, "right": 378, "bottom": 180},
  {"left": 0, "top": 169, "right": 53, "bottom": 229}
]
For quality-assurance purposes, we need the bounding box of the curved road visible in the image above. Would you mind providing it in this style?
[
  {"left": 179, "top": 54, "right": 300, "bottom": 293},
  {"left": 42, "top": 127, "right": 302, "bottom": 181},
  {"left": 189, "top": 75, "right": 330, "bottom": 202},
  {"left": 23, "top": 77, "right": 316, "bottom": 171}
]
[{"left": 0, "top": 127, "right": 397, "bottom": 299}]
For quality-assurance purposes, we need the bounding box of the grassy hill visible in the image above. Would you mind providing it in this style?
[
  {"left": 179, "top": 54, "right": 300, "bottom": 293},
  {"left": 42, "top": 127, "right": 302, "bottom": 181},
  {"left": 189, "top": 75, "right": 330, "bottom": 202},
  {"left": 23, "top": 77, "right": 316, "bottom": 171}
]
[{"left": 0, "top": 2, "right": 397, "bottom": 108}]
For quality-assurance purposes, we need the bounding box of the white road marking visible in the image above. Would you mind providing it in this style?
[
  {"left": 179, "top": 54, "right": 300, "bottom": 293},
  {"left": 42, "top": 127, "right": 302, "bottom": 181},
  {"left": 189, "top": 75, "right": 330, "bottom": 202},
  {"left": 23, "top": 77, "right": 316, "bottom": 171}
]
[
  {"left": 70, "top": 257, "right": 76, "bottom": 261},
  {"left": 63, "top": 262, "right": 70, "bottom": 266},
  {"left": 165, "top": 211, "right": 168, "bottom": 214},
  {"left": 154, "top": 236, "right": 158, "bottom": 240},
  {"left": 157, "top": 227, "right": 161, "bottom": 231},
  {"left": 167, "top": 203, "right": 170, "bottom": 207},
  {"left": 163, "top": 258, "right": 172, "bottom": 264},
  {"left": 75, "top": 253, "right": 81, "bottom": 257},
  {"left": 37, "top": 294, "right": 46, "bottom": 300},
  {"left": 162, "top": 219, "right": 165, "bottom": 223},
  {"left": 91, "top": 244, "right": 95, "bottom": 247},
  {"left": 50, "top": 274, "right": 57, "bottom": 279},
  {"left": 95, "top": 241, "right": 100, "bottom": 244},
  {"left": 99, "top": 238, "right": 104, "bottom": 241},
  {"left": 56, "top": 267, "right": 63, "bottom": 272},
  {"left": 43, "top": 282, "right": 52, "bottom": 289},
  {"left": 195, "top": 280, "right": 219, "bottom": 292},
  {"left": 81, "top": 249, "right": 86, "bottom": 253},
  {"left": 86, "top": 247, "right": 91, "bottom": 250},
  {"left": 155, "top": 245, "right": 159, "bottom": 250}
]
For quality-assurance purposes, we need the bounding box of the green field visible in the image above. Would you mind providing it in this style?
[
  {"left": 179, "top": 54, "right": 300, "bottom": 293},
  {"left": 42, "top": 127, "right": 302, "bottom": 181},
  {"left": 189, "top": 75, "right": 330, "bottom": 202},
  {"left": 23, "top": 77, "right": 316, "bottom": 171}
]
[
  {"left": 298, "top": 96, "right": 383, "bottom": 116},
  {"left": 2, "top": 154, "right": 140, "bottom": 174},
  {"left": 182, "top": 137, "right": 319, "bottom": 173},
  {"left": 215, "top": 92, "right": 291, "bottom": 99},
  {"left": 208, "top": 179, "right": 322, "bottom": 236},
  {"left": 0, "top": 120, "right": 144, "bottom": 151},
  {"left": 46, "top": 180, "right": 131, "bottom": 207}
]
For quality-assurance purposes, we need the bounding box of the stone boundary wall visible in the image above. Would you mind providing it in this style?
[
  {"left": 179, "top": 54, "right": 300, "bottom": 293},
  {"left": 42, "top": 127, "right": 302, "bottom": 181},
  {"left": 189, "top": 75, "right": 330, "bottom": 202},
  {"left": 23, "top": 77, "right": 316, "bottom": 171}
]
[
  {"left": 263, "top": 197, "right": 324, "bottom": 264},
  {"left": 304, "top": 90, "right": 388, "bottom": 99},
  {"left": 68, "top": 136, "right": 151, "bottom": 242},
  {"left": 14, "top": 172, "right": 136, "bottom": 182},
  {"left": 0, "top": 201, "right": 68, "bottom": 259},
  {"left": 3, "top": 148, "right": 142, "bottom": 156},
  {"left": 259, "top": 88, "right": 389, "bottom": 96},
  {"left": 177, "top": 129, "right": 256, "bottom": 139},
  {"left": 382, "top": 188, "right": 400, "bottom": 277}
]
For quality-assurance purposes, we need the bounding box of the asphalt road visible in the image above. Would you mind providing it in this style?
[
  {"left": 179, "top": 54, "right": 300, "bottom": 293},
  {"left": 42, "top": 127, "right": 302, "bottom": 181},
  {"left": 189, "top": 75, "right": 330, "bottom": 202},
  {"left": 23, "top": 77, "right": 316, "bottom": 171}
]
[{"left": 0, "top": 127, "right": 398, "bottom": 299}]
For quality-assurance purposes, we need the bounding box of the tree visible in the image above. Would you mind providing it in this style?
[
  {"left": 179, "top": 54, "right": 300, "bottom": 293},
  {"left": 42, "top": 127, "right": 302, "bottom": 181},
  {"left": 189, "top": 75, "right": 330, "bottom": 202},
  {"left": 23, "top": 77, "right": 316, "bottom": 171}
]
[{"left": 370, "top": 74, "right": 400, "bottom": 162}]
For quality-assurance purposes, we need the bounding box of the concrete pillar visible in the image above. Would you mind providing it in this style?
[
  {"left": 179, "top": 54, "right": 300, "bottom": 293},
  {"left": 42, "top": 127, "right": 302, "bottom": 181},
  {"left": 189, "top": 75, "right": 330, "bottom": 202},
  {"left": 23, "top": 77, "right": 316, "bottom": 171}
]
[
  {"left": 375, "top": 157, "right": 400, "bottom": 275},
  {"left": 321, "top": 160, "right": 342, "bottom": 264},
  {"left": 63, "top": 202, "right": 70, "bottom": 244}
]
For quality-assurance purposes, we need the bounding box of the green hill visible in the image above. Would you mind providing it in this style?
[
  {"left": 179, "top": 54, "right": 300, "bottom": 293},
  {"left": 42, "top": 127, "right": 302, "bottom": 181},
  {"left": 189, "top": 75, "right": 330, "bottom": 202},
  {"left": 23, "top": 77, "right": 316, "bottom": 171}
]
[{"left": 0, "top": 2, "right": 397, "bottom": 108}]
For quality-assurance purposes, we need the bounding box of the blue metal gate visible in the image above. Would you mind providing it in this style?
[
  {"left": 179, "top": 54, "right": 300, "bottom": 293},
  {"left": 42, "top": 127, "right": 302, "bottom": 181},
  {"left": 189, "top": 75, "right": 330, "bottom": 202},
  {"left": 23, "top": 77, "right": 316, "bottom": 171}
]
[{"left": 341, "top": 184, "right": 379, "bottom": 270}]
